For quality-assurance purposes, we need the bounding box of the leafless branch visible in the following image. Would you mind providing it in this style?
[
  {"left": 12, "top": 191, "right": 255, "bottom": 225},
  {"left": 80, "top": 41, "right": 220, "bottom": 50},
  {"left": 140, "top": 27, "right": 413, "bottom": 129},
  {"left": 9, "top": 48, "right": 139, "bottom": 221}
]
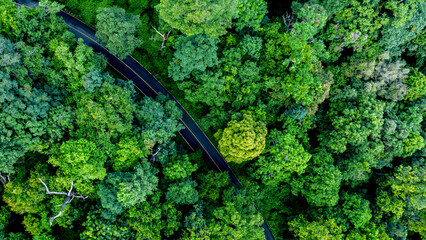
[
  {"left": 39, "top": 178, "right": 68, "bottom": 195},
  {"left": 152, "top": 26, "right": 172, "bottom": 49},
  {"left": 0, "top": 172, "right": 8, "bottom": 184},
  {"left": 282, "top": 12, "right": 294, "bottom": 31},
  {"left": 39, "top": 178, "right": 88, "bottom": 226},
  {"left": 68, "top": 181, "right": 74, "bottom": 196},
  {"left": 150, "top": 146, "right": 162, "bottom": 163}
]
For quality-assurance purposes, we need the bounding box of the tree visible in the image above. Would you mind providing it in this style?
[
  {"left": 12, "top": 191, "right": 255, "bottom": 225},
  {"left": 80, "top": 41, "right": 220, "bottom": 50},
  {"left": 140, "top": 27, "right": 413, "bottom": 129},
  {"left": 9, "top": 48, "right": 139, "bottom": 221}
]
[
  {"left": 341, "top": 192, "right": 372, "bottom": 229},
  {"left": 12, "top": 0, "right": 67, "bottom": 46},
  {"left": 110, "top": 137, "right": 149, "bottom": 171},
  {"left": 214, "top": 113, "right": 267, "bottom": 164},
  {"left": 81, "top": 208, "right": 133, "bottom": 240},
  {"left": 405, "top": 68, "right": 426, "bottom": 101},
  {"left": 73, "top": 75, "right": 136, "bottom": 144},
  {"left": 377, "top": 165, "right": 425, "bottom": 220},
  {"left": 168, "top": 33, "right": 219, "bottom": 81},
  {"left": 98, "top": 159, "right": 159, "bottom": 221},
  {"left": 116, "top": 160, "right": 159, "bottom": 208},
  {"left": 135, "top": 94, "right": 184, "bottom": 147},
  {"left": 255, "top": 129, "right": 311, "bottom": 185},
  {"left": 292, "top": 149, "right": 342, "bottom": 207},
  {"left": 198, "top": 171, "right": 230, "bottom": 202},
  {"left": 96, "top": 7, "right": 142, "bottom": 59},
  {"left": 240, "top": 35, "right": 263, "bottom": 60},
  {"left": 260, "top": 21, "right": 328, "bottom": 109},
  {"left": 206, "top": 188, "right": 264, "bottom": 239},
  {"left": 0, "top": 68, "right": 51, "bottom": 174},
  {"left": 38, "top": 178, "right": 87, "bottom": 226},
  {"left": 219, "top": 47, "right": 262, "bottom": 109},
  {"left": 234, "top": 0, "right": 268, "bottom": 31},
  {"left": 48, "top": 138, "right": 107, "bottom": 195},
  {"left": 166, "top": 179, "right": 199, "bottom": 205},
  {"left": 0, "top": 0, "right": 18, "bottom": 38},
  {"left": 181, "top": 203, "right": 211, "bottom": 239},
  {"left": 163, "top": 154, "right": 198, "bottom": 181},
  {"left": 126, "top": 191, "right": 182, "bottom": 239},
  {"left": 155, "top": 0, "right": 238, "bottom": 37},
  {"left": 288, "top": 215, "right": 344, "bottom": 240}
]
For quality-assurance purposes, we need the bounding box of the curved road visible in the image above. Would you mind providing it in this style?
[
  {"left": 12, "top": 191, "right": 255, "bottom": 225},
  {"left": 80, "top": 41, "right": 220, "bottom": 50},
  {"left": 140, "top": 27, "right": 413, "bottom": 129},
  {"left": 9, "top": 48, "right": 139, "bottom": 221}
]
[{"left": 13, "top": 1, "right": 274, "bottom": 239}]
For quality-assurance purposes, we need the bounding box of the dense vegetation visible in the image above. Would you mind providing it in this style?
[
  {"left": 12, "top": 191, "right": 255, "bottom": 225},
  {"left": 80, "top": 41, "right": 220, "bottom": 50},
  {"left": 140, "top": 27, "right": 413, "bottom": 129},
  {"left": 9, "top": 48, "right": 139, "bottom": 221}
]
[{"left": 1, "top": 0, "right": 425, "bottom": 239}]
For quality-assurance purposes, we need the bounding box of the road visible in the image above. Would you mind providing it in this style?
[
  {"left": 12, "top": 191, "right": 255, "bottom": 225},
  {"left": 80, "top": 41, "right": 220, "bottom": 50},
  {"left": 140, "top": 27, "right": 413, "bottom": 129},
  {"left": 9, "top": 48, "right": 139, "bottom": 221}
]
[{"left": 13, "top": 1, "right": 275, "bottom": 239}]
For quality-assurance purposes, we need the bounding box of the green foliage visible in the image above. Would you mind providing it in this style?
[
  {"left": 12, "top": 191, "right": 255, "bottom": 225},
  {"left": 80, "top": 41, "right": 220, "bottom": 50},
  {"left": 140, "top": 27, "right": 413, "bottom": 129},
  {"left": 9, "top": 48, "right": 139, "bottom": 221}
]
[
  {"left": 98, "top": 159, "right": 159, "bottom": 220},
  {"left": 73, "top": 76, "right": 135, "bottom": 144},
  {"left": 292, "top": 149, "right": 342, "bottom": 207},
  {"left": 128, "top": 0, "right": 150, "bottom": 14},
  {"left": 163, "top": 154, "right": 198, "bottom": 181},
  {"left": 198, "top": 171, "right": 230, "bottom": 201},
  {"left": 405, "top": 68, "right": 426, "bottom": 101},
  {"left": 110, "top": 137, "right": 148, "bottom": 171},
  {"left": 408, "top": 29, "right": 426, "bottom": 71},
  {"left": 167, "top": 34, "right": 225, "bottom": 106},
  {"left": 207, "top": 188, "right": 264, "bottom": 239},
  {"left": 168, "top": 33, "right": 219, "bottom": 81},
  {"left": 135, "top": 93, "right": 184, "bottom": 147},
  {"left": 341, "top": 192, "right": 372, "bottom": 229},
  {"left": 0, "top": 68, "right": 51, "bottom": 174},
  {"left": 97, "top": 174, "right": 125, "bottom": 221},
  {"left": 260, "top": 21, "right": 328, "bottom": 108},
  {"left": 256, "top": 129, "right": 311, "bottom": 185},
  {"left": 235, "top": 0, "right": 268, "bottom": 31},
  {"left": 126, "top": 192, "right": 182, "bottom": 239},
  {"left": 166, "top": 179, "right": 199, "bottom": 205},
  {"left": 215, "top": 113, "right": 267, "bottom": 164},
  {"left": 4, "top": 0, "right": 426, "bottom": 239},
  {"left": 81, "top": 209, "right": 133, "bottom": 240},
  {"left": 288, "top": 215, "right": 344, "bottom": 240},
  {"left": 0, "top": 206, "right": 10, "bottom": 232},
  {"left": 155, "top": 0, "right": 238, "bottom": 37},
  {"left": 48, "top": 138, "right": 107, "bottom": 195},
  {"left": 117, "top": 160, "right": 159, "bottom": 208},
  {"left": 0, "top": 0, "right": 18, "bottom": 38},
  {"left": 219, "top": 47, "right": 262, "bottom": 109},
  {"left": 96, "top": 7, "right": 142, "bottom": 59},
  {"left": 377, "top": 165, "right": 426, "bottom": 219},
  {"left": 12, "top": 2, "right": 67, "bottom": 46},
  {"left": 240, "top": 35, "right": 263, "bottom": 60},
  {"left": 181, "top": 203, "right": 211, "bottom": 239}
]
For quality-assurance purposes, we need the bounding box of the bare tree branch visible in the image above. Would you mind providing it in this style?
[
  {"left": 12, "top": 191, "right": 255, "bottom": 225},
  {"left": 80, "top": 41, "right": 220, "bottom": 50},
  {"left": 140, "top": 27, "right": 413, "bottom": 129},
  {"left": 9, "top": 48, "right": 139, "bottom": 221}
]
[
  {"left": 152, "top": 26, "right": 172, "bottom": 49},
  {"left": 0, "top": 172, "right": 8, "bottom": 184},
  {"left": 39, "top": 178, "right": 68, "bottom": 195},
  {"left": 150, "top": 146, "right": 162, "bottom": 163},
  {"left": 39, "top": 178, "right": 88, "bottom": 226},
  {"left": 68, "top": 181, "right": 74, "bottom": 196}
]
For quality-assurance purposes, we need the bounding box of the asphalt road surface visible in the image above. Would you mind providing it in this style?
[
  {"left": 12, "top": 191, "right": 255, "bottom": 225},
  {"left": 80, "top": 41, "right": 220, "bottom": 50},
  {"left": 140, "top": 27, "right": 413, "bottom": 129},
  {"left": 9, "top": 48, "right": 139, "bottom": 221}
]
[{"left": 13, "top": 1, "right": 275, "bottom": 239}]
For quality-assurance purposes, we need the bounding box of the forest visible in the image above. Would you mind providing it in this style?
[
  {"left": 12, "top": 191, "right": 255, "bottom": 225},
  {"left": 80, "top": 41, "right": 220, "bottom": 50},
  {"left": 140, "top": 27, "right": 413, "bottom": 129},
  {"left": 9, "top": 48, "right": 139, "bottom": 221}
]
[{"left": 0, "top": 0, "right": 425, "bottom": 239}]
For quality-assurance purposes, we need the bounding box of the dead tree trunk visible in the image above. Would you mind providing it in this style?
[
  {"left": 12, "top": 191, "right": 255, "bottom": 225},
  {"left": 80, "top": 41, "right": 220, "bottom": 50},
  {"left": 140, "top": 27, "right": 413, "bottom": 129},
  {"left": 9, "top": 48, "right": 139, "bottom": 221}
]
[
  {"left": 39, "top": 178, "right": 87, "bottom": 226},
  {"left": 152, "top": 26, "right": 172, "bottom": 49}
]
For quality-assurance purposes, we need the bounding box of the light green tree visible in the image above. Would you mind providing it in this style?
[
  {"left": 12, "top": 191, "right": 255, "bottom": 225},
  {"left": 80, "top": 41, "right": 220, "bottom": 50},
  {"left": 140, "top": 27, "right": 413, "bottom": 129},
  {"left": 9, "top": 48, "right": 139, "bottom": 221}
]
[
  {"left": 48, "top": 138, "right": 107, "bottom": 195},
  {"left": 214, "top": 113, "right": 267, "bottom": 164},
  {"left": 288, "top": 215, "right": 344, "bottom": 240},
  {"left": 155, "top": 0, "right": 238, "bottom": 37}
]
